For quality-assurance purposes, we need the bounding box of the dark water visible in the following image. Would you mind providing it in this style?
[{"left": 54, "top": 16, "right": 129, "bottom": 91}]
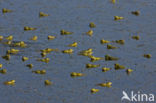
[{"left": 0, "top": 0, "right": 156, "bottom": 103}]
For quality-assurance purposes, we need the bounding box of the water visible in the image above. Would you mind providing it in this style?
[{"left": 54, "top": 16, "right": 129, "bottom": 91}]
[{"left": 0, "top": 0, "right": 156, "bottom": 103}]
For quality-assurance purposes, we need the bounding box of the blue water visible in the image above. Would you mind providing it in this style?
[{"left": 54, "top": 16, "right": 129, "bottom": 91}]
[{"left": 0, "top": 0, "right": 156, "bottom": 103}]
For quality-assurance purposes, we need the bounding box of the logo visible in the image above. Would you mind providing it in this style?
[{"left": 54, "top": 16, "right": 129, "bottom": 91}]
[
  {"left": 121, "top": 91, "right": 155, "bottom": 102},
  {"left": 122, "top": 91, "right": 131, "bottom": 101}
]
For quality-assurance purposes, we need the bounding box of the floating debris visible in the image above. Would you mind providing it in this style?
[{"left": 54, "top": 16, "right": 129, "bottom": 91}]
[
  {"left": 105, "top": 55, "right": 119, "bottom": 61},
  {"left": 143, "top": 54, "right": 151, "bottom": 59},
  {"left": 131, "top": 10, "right": 140, "bottom": 16},
  {"left": 86, "top": 64, "right": 100, "bottom": 68},
  {"left": 89, "top": 22, "right": 96, "bottom": 28},
  {"left": 90, "top": 88, "right": 99, "bottom": 93},
  {"left": 97, "top": 82, "right": 112, "bottom": 87},
  {"left": 114, "top": 63, "right": 125, "bottom": 70}
]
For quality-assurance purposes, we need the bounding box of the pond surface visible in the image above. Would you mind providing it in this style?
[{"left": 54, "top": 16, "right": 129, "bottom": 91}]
[{"left": 0, "top": 0, "right": 156, "bottom": 103}]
